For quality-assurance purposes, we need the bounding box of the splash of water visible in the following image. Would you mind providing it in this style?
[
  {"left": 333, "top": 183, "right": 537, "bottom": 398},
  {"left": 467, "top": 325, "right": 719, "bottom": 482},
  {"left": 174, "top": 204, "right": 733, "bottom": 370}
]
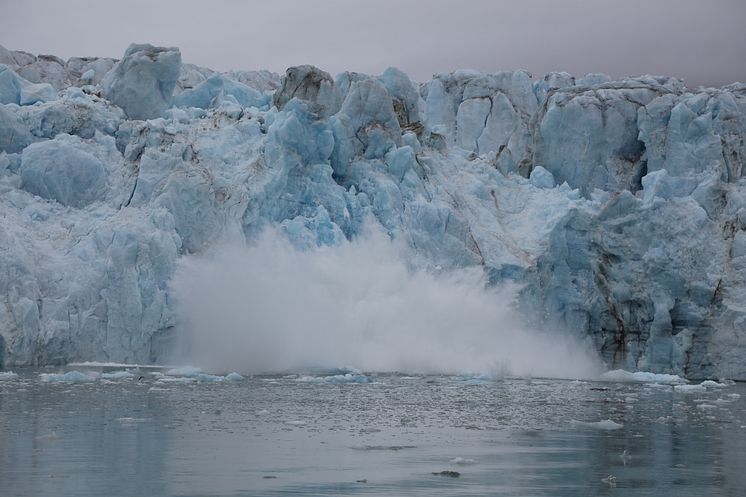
[{"left": 171, "top": 226, "right": 601, "bottom": 378}]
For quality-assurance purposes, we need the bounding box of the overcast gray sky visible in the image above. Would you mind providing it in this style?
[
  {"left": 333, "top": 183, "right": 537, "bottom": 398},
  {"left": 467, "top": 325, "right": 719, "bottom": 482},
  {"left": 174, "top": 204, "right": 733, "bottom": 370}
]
[{"left": 1, "top": 0, "right": 744, "bottom": 87}]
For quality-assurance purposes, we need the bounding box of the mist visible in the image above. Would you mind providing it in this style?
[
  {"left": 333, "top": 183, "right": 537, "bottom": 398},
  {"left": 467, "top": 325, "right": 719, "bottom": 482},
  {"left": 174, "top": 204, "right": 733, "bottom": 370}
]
[{"left": 171, "top": 226, "right": 601, "bottom": 379}]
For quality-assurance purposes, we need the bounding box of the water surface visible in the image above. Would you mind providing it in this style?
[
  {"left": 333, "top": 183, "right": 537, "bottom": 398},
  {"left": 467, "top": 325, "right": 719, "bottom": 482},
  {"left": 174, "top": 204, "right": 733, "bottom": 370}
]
[{"left": 1, "top": 369, "right": 744, "bottom": 496}]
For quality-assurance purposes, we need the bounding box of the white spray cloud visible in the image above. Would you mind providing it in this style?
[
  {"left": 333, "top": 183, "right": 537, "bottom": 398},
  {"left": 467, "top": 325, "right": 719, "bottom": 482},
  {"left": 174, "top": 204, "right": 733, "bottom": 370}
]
[{"left": 171, "top": 225, "right": 601, "bottom": 378}]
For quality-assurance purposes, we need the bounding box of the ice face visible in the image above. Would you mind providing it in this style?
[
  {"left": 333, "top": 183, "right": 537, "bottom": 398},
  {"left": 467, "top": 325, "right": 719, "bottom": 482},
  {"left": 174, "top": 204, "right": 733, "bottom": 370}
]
[
  {"left": 173, "top": 74, "right": 269, "bottom": 110},
  {"left": 0, "top": 104, "right": 34, "bottom": 153},
  {"left": 272, "top": 65, "right": 338, "bottom": 116},
  {"left": 101, "top": 43, "right": 182, "bottom": 120},
  {"left": 423, "top": 70, "right": 536, "bottom": 175},
  {"left": 0, "top": 43, "right": 744, "bottom": 379},
  {"left": 0, "top": 65, "right": 57, "bottom": 106},
  {"left": 20, "top": 138, "right": 107, "bottom": 207}
]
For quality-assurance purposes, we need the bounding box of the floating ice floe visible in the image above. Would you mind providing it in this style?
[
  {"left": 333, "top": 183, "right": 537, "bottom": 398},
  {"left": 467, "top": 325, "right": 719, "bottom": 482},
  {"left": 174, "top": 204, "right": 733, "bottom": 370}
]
[
  {"left": 571, "top": 419, "right": 624, "bottom": 430},
  {"left": 673, "top": 384, "right": 707, "bottom": 393},
  {"left": 163, "top": 366, "right": 225, "bottom": 382},
  {"left": 700, "top": 380, "right": 728, "bottom": 388},
  {"left": 297, "top": 373, "right": 371, "bottom": 384},
  {"left": 601, "top": 370, "right": 686, "bottom": 384},
  {"left": 39, "top": 371, "right": 95, "bottom": 383},
  {"left": 673, "top": 380, "right": 730, "bottom": 394},
  {"left": 0, "top": 371, "right": 18, "bottom": 380}
]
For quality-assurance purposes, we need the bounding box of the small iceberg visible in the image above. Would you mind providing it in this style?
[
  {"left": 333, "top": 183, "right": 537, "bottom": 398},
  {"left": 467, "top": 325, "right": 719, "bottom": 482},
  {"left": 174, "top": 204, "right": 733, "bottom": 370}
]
[
  {"left": 225, "top": 372, "right": 244, "bottom": 382},
  {"left": 601, "top": 370, "right": 686, "bottom": 384},
  {"left": 0, "top": 371, "right": 18, "bottom": 380},
  {"left": 699, "top": 380, "right": 728, "bottom": 388}
]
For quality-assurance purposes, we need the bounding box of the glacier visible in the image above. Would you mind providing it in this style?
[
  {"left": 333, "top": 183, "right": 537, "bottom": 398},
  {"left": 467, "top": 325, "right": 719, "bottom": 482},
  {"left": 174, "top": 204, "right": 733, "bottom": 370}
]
[{"left": 0, "top": 43, "right": 744, "bottom": 379}]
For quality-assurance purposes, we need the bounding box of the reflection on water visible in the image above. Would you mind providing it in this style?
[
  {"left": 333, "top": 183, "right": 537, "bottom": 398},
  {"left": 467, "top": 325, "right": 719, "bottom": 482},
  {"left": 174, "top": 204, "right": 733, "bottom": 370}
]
[{"left": 1, "top": 370, "right": 745, "bottom": 496}]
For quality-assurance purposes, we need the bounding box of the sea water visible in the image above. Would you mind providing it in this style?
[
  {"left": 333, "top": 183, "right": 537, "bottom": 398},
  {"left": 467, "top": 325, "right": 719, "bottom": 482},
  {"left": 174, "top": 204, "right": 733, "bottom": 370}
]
[{"left": 1, "top": 369, "right": 745, "bottom": 496}]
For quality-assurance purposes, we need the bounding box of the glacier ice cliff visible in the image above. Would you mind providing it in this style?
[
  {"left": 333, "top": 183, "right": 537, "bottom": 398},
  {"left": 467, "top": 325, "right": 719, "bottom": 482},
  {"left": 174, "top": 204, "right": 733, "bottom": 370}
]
[{"left": 0, "top": 43, "right": 744, "bottom": 378}]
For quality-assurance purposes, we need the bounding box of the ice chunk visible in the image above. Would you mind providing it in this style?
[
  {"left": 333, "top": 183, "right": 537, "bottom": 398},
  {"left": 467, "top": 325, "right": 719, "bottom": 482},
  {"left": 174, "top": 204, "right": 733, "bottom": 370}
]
[
  {"left": 272, "top": 65, "right": 338, "bottom": 116},
  {"left": 700, "top": 380, "right": 728, "bottom": 388},
  {"left": 577, "top": 73, "right": 612, "bottom": 86},
  {"left": 67, "top": 57, "right": 117, "bottom": 86},
  {"left": 164, "top": 366, "right": 224, "bottom": 382},
  {"left": 173, "top": 74, "right": 269, "bottom": 110},
  {"left": 19, "top": 82, "right": 57, "bottom": 105},
  {"left": 533, "top": 79, "right": 663, "bottom": 195},
  {"left": 378, "top": 67, "right": 421, "bottom": 126},
  {"left": 102, "top": 43, "right": 182, "bottom": 120},
  {"left": 529, "top": 165, "right": 555, "bottom": 188},
  {"left": 0, "top": 371, "right": 18, "bottom": 380},
  {"left": 571, "top": 419, "right": 624, "bottom": 430},
  {"left": 601, "top": 370, "right": 687, "bottom": 384},
  {"left": 673, "top": 384, "right": 707, "bottom": 393},
  {"left": 0, "top": 64, "right": 27, "bottom": 104},
  {"left": 39, "top": 371, "right": 95, "bottom": 383},
  {"left": 0, "top": 64, "right": 58, "bottom": 106},
  {"left": 297, "top": 373, "right": 371, "bottom": 384},
  {"left": 15, "top": 54, "right": 70, "bottom": 90},
  {"left": 0, "top": 104, "right": 33, "bottom": 153},
  {"left": 533, "top": 71, "right": 575, "bottom": 104},
  {"left": 330, "top": 78, "right": 401, "bottom": 176},
  {"left": 20, "top": 138, "right": 107, "bottom": 207},
  {"left": 225, "top": 372, "right": 244, "bottom": 382}
]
